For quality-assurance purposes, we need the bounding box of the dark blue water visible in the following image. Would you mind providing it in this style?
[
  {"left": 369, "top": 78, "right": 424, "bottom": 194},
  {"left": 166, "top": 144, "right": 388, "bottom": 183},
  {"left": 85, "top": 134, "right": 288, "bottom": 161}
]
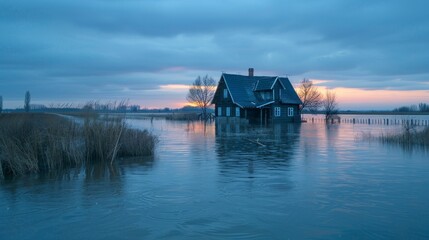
[{"left": 1, "top": 117, "right": 429, "bottom": 239}]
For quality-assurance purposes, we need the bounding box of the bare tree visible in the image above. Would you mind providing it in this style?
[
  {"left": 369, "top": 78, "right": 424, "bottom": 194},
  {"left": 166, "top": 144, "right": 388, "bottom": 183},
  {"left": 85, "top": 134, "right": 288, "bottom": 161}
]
[
  {"left": 323, "top": 90, "right": 338, "bottom": 122},
  {"left": 0, "top": 96, "right": 3, "bottom": 113},
  {"left": 418, "top": 103, "right": 429, "bottom": 112},
  {"left": 186, "top": 75, "right": 216, "bottom": 120},
  {"left": 24, "top": 91, "right": 31, "bottom": 112},
  {"left": 297, "top": 78, "right": 322, "bottom": 116}
]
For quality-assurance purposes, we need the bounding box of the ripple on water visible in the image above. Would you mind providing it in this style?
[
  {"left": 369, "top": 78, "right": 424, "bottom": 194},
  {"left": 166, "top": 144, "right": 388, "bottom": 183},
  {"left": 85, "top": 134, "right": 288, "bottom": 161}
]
[{"left": 2, "top": 118, "right": 429, "bottom": 240}]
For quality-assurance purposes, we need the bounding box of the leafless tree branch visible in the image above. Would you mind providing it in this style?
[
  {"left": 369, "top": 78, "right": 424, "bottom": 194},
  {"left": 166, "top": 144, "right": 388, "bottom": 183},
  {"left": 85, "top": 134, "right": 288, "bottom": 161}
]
[
  {"left": 297, "top": 78, "right": 322, "bottom": 113},
  {"left": 323, "top": 90, "right": 339, "bottom": 122},
  {"left": 186, "top": 75, "right": 216, "bottom": 120}
]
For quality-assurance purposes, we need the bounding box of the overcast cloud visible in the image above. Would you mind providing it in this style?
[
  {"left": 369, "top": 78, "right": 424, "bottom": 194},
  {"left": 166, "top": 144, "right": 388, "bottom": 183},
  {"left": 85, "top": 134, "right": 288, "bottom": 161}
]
[{"left": 1, "top": 0, "right": 429, "bottom": 109}]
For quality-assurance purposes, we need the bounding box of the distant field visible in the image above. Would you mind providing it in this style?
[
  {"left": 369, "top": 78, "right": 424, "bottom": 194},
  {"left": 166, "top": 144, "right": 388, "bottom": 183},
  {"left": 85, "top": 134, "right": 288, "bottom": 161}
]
[{"left": 117, "top": 112, "right": 202, "bottom": 120}]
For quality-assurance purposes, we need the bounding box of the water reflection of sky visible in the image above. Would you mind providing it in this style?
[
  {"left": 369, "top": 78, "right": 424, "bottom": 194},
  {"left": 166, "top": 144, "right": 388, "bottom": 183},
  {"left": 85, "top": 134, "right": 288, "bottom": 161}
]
[{"left": 1, "top": 118, "right": 429, "bottom": 239}]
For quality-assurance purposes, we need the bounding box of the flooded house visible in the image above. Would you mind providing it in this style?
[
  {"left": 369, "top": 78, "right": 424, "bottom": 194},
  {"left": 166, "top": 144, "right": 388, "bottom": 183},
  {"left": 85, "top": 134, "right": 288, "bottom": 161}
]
[{"left": 212, "top": 68, "right": 302, "bottom": 124}]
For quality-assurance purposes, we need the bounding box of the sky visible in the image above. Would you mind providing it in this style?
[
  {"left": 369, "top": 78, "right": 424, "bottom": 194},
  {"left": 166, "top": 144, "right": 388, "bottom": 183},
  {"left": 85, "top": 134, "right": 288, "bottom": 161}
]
[{"left": 1, "top": 0, "right": 429, "bottom": 110}]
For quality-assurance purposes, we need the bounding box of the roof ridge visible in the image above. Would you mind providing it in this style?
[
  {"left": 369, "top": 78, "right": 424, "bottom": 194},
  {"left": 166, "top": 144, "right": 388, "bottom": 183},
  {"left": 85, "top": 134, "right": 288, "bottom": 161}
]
[
  {"left": 223, "top": 72, "right": 279, "bottom": 78},
  {"left": 253, "top": 80, "right": 260, "bottom": 91}
]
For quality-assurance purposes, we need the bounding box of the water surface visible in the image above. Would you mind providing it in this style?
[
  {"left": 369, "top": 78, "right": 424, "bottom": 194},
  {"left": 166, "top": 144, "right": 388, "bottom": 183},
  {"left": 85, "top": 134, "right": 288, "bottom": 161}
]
[{"left": 1, "top": 117, "right": 429, "bottom": 239}]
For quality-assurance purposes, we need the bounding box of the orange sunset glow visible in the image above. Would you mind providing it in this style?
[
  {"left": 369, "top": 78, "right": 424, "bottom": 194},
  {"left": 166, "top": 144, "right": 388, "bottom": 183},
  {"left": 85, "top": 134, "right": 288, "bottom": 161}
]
[
  {"left": 141, "top": 82, "right": 429, "bottom": 110},
  {"left": 159, "top": 84, "right": 190, "bottom": 91},
  {"left": 319, "top": 87, "right": 429, "bottom": 110}
]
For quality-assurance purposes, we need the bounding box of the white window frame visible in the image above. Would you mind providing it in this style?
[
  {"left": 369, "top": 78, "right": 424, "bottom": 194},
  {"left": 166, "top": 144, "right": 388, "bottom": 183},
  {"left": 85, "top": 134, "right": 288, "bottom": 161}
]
[
  {"left": 235, "top": 107, "right": 240, "bottom": 117},
  {"left": 226, "top": 107, "right": 231, "bottom": 117},
  {"left": 218, "top": 107, "right": 222, "bottom": 116},
  {"left": 223, "top": 89, "right": 228, "bottom": 98},
  {"left": 274, "top": 107, "right": 281, "bottom": 117},
  {"left": 288, "top": 107, "right": 294, "bottom": 117}
]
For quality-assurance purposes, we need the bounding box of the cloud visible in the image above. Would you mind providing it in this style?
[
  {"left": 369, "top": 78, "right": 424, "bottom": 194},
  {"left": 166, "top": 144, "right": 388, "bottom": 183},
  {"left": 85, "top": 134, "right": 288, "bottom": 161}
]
[{"left": 1, "top": 0, "right": 429, "bottom": 108}]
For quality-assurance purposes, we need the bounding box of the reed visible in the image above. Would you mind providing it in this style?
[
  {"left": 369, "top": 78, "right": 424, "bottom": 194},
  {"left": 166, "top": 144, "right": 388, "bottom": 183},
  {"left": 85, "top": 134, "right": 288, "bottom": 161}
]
[
  {"left": 0, "top": 113, "right": 157, "bottom": 179},
  {"left": 165, "top": 112, "right": 199, "bottom": 121},
  {"left": 378, "top": 124, "right": 429, "bottom": 147}
]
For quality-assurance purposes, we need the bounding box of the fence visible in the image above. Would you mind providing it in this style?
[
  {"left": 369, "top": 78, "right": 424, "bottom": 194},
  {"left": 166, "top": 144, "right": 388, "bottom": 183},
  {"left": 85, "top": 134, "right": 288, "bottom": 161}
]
[{"left": 302, "top": 116, "right": 429, "bottom": 126}]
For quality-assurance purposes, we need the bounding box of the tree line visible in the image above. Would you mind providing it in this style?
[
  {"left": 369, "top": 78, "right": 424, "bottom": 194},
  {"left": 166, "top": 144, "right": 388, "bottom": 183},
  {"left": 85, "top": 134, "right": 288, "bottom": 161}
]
[{"left": 393, "top": 103, "right": 429, "bottom": 113}]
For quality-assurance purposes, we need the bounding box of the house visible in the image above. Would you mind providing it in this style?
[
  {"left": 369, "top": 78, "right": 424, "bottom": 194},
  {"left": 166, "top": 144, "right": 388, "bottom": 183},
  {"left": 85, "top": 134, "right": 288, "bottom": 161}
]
[{"left": 212, "top": 68, "right": 302, "bottom": 124}]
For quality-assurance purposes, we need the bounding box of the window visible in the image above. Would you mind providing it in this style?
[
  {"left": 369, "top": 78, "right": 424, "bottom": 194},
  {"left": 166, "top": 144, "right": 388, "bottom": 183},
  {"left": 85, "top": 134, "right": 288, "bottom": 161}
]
[
  {"left": 288, "top": 107, "right": 294, "bottom": 117},
  {"left": 218, "top": 107, "right": 222, "bottom": 116},
  {"left": 223, "top": 89, "right": 228, "bottom": 98},
  {"left": 279, "top": 89, "right": 282, "bottom": 99},
  {"left": 235, "top": 107, "right": 240, "bottom": 117},
  {"left": 274, "top": 107, "right": 281, "bottom": 117},
  {"left": 226, "top": 107, "right": 231, "bottom": 116},
  {"left": 261, "top": 91, "right": 272, "bottom": 100}
]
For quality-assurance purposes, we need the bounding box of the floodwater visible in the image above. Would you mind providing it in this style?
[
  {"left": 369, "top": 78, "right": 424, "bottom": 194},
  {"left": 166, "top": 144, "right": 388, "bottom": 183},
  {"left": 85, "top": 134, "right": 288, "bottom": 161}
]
[{"left": 1, "top": 115, "right": 429, "bottom": 239}]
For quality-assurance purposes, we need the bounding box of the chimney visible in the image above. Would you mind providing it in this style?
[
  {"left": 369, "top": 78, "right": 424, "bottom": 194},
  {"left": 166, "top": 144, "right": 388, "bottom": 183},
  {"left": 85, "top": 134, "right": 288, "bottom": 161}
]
[{"left": 248, "top": 68, "right": 254, "bottom": 77}]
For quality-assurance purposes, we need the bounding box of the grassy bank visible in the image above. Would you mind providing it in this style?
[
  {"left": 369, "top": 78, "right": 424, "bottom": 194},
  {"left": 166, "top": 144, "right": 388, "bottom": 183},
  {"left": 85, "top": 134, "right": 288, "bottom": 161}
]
[{"left": 0, "top": 113, "right": 157, "bottom": 179}]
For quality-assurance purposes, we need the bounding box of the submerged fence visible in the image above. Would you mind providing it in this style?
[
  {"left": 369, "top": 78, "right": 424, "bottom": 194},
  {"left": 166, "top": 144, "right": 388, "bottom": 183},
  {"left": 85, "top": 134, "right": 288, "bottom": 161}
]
[{"left": 302, "top": 115, "right": 429, "bottom": 126}]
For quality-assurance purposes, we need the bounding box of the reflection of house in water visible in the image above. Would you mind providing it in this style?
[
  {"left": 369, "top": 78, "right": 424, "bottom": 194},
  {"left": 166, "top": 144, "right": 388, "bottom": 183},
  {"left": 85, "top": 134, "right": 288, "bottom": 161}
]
[{"left": 215, "top": 122, "right": 301, "bottom": 175}]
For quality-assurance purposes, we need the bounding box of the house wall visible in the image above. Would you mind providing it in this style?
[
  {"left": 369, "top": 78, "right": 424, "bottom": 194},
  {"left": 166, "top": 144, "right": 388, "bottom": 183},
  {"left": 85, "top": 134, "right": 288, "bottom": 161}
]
[
  {"left": 244, "top": 109, "right": 262, "bottom": 124},
  {"left": 213, "top": 79, "right": 243, "bottom": 118},
  {"left": 216, "top": 103, "right": 241, "bottom": 117},
  {"left": 271, "top": 104, "right": 300, "bottom": 123},
  {"left": 270, "top": 81, "right": 300, "bottom": 123}
]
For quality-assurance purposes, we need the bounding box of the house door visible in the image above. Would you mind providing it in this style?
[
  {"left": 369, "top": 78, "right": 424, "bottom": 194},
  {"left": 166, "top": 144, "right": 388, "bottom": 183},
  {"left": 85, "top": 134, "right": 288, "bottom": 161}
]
[
  {"left": 259, "top": 108, "right": 271, "bottom": 125},
  {"left": 264, "top": 108, "right": 271, "bottom": 125}
]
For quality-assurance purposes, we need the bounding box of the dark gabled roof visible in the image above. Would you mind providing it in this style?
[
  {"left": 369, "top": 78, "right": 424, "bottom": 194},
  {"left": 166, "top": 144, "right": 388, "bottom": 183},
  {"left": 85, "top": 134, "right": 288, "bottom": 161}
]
[
  {"left": 221, "top": 73, "right": 259, "bottom": 108},
  {"left": 279, "top": 77, "right": 302, "bottom": 105},
  {"left": 254, "top": 77, "right": 276, "bottom": 91},
  {"left": 215, "top": 73, "right": 302, "bottom": 108}
]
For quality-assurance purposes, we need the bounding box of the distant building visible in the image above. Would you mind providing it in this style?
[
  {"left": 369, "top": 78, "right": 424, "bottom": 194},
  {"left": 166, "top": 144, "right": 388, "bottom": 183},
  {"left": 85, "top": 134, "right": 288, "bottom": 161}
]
[{"left": 211, "top": 68, "right": 302, "bottom": 124}]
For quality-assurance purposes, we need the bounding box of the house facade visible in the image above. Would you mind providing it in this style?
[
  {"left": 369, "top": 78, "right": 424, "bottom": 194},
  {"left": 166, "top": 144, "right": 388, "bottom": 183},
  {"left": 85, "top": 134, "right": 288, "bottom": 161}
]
[{"left": 212, "top": 68, "right": 302, "bottom": 124}]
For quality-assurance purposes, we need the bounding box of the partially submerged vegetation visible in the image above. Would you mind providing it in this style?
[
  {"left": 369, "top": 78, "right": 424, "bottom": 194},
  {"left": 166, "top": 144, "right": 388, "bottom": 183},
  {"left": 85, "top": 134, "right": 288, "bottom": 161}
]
[
  {"left": 0, "top": 113, "right": 157, "bottom": 179},
  {"left": 362, "top": 123, "right": 429, "bottom": 148},
  {"left": 165, "top": 112, "right": 200, "bottom": 121},
  {"left": 378, "top": 125, "right": 429, "bottom": 147},
  {"left": 296, "top": 78, "right": 339, "bottom": 122}
]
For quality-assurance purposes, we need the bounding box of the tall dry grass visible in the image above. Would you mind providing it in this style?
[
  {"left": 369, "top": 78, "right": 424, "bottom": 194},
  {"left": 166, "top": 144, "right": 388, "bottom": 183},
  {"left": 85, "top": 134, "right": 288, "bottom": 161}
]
[
  {"left": 0, "top": 113, "right": 157, "bottom": 179},
  {"left": 361, "top": 123, "right": 429, "bottom": 149},
  {"left": 165, "top": 112, "right": 199, "bottom": 121},
  {"left": 378, "top": 123, "right": 429, "bottom": 147}
]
